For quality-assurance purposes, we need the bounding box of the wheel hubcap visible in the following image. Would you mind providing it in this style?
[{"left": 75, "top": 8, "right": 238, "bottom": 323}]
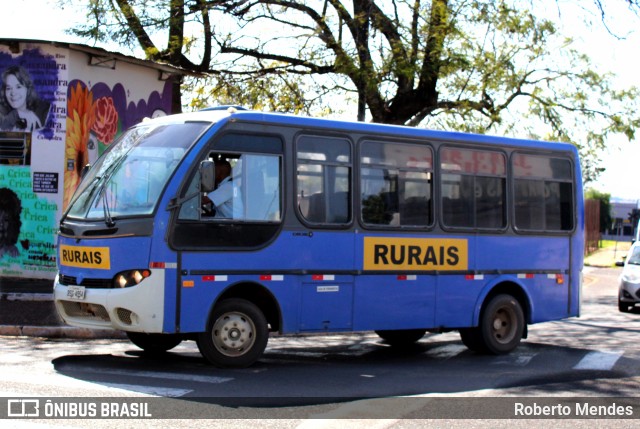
[
  {"left": 212, "top": 312, "right": 256, "bottom": 357},
  {"left": 491, "top": 307, "right": 516, "bottom": 344}
]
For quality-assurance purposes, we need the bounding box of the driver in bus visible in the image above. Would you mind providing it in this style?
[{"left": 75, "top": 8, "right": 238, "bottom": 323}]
[{"left": 202, "top": 159, "right": 235, "bottom": 218}]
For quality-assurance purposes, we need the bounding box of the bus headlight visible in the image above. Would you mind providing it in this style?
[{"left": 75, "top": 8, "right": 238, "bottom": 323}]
[{"left": 114, "top": 269, "right": 151, "bottom": 288}]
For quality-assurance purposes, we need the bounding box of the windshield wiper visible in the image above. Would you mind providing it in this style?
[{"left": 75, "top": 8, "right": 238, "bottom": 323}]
[
  {"left": 101, "top": 185, "right": 115, "bottom": 228},
  {"left": 95, "top": 159, "right": 123, "bottom": 228}
]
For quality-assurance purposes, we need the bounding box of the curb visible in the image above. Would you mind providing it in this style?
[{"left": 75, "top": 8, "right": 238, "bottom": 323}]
[
  {"left": 1, "top": 292, "right": 53, "bottom": 301},
  {"left": 1, "top": 292, "right": 126, "bottom": 339},
  {"left": 0, "top": 325, "right": 126, "bottom": 339}
]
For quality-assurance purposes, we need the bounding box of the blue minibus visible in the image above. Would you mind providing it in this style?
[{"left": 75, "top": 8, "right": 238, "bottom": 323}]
[{"left": 54, "top": 109, "right": 584, "bottom": 367}]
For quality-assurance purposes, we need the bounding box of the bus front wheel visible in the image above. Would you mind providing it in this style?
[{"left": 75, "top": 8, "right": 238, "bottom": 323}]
[
  {"left": 126, "top": 332, "right": 182, "bottom": 353},
  {"left": 197, "top": 298, "right": 268, "bottom": 368},
  {"left": 461, "top": 294, "right": 525, "bottom": 354}
]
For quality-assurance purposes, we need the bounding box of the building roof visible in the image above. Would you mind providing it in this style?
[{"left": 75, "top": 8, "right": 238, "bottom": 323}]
[{"left": 0, "top": 38, "right": 201, "bottom": 78}]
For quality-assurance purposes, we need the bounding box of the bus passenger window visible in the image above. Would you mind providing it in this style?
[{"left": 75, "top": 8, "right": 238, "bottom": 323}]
[
  {"left": 440, "top": 147, "right": 506, "bottom": 230},
  {"left": 296, "top": 135, "right": 351, "bottom": 225},
  {"left": 513, "top": 154, "right": 574, "bottom": 232},
  {"left": 360, "top": 141, "right": 432, "bottom": 227}
]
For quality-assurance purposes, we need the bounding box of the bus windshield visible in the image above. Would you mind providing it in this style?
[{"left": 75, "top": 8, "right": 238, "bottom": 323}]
[{"left": 66, "top": 122, "right": 209, "bottom": 220}]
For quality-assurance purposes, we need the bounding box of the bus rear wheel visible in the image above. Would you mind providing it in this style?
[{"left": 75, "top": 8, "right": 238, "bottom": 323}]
[
  {"left": 126, "top": 332, "right": 182, "bottom": 353},
  {"left": 375, "top": 329, "right": 426, "bottom": 346},
  {"left": 460, "top": 294, "right": 525, "bottom": 354},
  {"left": 197, "top": 298, "right": 268, "bottom": 368}
]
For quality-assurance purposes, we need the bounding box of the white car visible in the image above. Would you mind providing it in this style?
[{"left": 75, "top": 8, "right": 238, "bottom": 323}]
[{"left": 619, "top": 242, "right": 640, "bottom": 312}]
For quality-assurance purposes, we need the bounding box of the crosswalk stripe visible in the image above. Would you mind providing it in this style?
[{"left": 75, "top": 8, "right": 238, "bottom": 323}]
[
  {"left": 490, "top": 353, "right": 536, "bottom": 367},
  {"left": 573, "top": 350, "right": 623, "bottom": 370},
  {"left": 101, "top": 383, "right": 192, "bottom": 397},
  {"left": 425, "top": 344, "right": 467, "bottom": 359}
]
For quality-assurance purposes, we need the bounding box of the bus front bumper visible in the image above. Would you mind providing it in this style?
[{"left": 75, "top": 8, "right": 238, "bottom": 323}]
[{"left": 53, "top": 272, "right": 165, "bottom": 333}]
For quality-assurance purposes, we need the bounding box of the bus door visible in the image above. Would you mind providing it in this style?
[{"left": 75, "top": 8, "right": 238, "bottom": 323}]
[
  {"left": 295, "top": 134, "right": 356, "bottom": 331},
  {"left": 169, "top": 133, "right": 285, "bottom": 333}
]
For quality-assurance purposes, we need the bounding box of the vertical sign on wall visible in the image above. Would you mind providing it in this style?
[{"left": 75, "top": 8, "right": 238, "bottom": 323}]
[{"left": 0, "top": 45, "right": 66, "bottom": 278}]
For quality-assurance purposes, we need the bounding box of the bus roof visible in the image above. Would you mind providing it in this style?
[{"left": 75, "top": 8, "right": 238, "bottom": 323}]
[{"left": 144, "top": 108, "right": 578, "bottom": 155}]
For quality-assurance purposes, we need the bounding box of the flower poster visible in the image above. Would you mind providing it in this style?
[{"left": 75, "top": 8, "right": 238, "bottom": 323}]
[{"left": 63, "top": 79, "right": 172, "bottom": 209}]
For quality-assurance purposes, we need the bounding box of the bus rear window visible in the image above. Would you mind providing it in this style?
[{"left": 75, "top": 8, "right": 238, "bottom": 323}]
[{"left": 513, "top": 154, "right": 574, "bottom": 232}]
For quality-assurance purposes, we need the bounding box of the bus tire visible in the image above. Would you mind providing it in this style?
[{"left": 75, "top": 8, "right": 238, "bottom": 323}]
[
  {"left": 478, "top": 294, "right": 525, "bottom": 354},
  {"left": 459, "top": 328, "right": 487, "bottom": 353},
  {"left": 126, "top": 332, "right": 182, "bottom": 353},
  {"left": 197, "top": 298, "right": 268, "bottom": 368},
  {"left": 375, "top": 329, "right": 426, "bottom": 346}
]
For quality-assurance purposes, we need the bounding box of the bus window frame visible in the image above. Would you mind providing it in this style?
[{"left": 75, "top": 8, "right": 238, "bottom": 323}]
[
  {"left": 510, "top": 151, "right": 577, "bottom": 236},
  {"left": 358, "top": 138, "right": 435, "bottom": 231},
  {"left": 294, "top": 132, "right": 354, "bottom": 229},
  {"left": 438, "top": 144, "right": 509, "bottom": 233}
]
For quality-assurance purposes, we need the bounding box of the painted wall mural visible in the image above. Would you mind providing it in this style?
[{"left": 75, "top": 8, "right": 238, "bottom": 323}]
[
  {"left": 0, "top": 41, "right": 174, "bottom": 280},
  {"left": 63, "top": 80, "right": 172, "bottom": 209}
]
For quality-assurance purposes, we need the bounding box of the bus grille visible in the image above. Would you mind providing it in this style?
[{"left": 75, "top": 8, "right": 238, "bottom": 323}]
[
  {"left": 59, "top": 275, "right": 112, "bottom": 289},
  {"left": 116, "top": 308, "right": 133, "bottom": 325},
  {"left": 60, "top": 301, "right": 110, "bottom": 321}
]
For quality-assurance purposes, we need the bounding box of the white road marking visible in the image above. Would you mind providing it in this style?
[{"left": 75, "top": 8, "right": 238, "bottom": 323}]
[
  {"left": 100, "top": 383, "right": 191, "bottom": 397},
  {"left": 425, "top": 344, "right": 467, "bottom": 359},
  {"left": 573, "top": 350, "right": 623, "bottom": 370}
]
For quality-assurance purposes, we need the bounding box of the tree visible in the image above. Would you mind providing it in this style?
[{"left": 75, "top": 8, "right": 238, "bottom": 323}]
[
  {"left": 585, "top": 188, "right": 613, "bottom": 233},
  {"left": 63, "top": 0, "right": 640, "bottom": 183}
]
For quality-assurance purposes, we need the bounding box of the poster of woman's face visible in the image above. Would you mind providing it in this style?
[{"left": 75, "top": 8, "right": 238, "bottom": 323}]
[{"left": 0, "top": 65, "right": 51, "bottom": 132}]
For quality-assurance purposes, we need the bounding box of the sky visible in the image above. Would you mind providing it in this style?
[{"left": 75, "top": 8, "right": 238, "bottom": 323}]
[{"left": 1, "top": 0, "right": 639, "bottom": 202}]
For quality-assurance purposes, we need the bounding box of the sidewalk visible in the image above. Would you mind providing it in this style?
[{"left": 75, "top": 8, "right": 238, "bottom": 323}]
[{"left": 583, "top": 241, "right": 631, "bottom": 268}]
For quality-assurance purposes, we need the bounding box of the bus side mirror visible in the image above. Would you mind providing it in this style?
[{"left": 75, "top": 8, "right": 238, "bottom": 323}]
[{"left": 200, "top": 160, "right": 215, "bottom": 192}]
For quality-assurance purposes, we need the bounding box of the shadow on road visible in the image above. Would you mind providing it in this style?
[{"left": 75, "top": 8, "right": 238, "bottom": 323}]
[{"left": 51, "top": 334, "right": 635, "bottom": 407}]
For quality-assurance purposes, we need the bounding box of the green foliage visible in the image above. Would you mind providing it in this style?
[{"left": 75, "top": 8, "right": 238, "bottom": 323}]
[
  {"left": 585, "top": 188, "right": 613, "bottom": 233},
  {"left": 61, "top": 0, "right": 640, "bottom": 185}
]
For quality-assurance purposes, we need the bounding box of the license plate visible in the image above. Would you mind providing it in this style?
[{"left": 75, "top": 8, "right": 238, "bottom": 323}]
[{"left": 66, "top": 285, "right": 86, "bottom": 301}]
